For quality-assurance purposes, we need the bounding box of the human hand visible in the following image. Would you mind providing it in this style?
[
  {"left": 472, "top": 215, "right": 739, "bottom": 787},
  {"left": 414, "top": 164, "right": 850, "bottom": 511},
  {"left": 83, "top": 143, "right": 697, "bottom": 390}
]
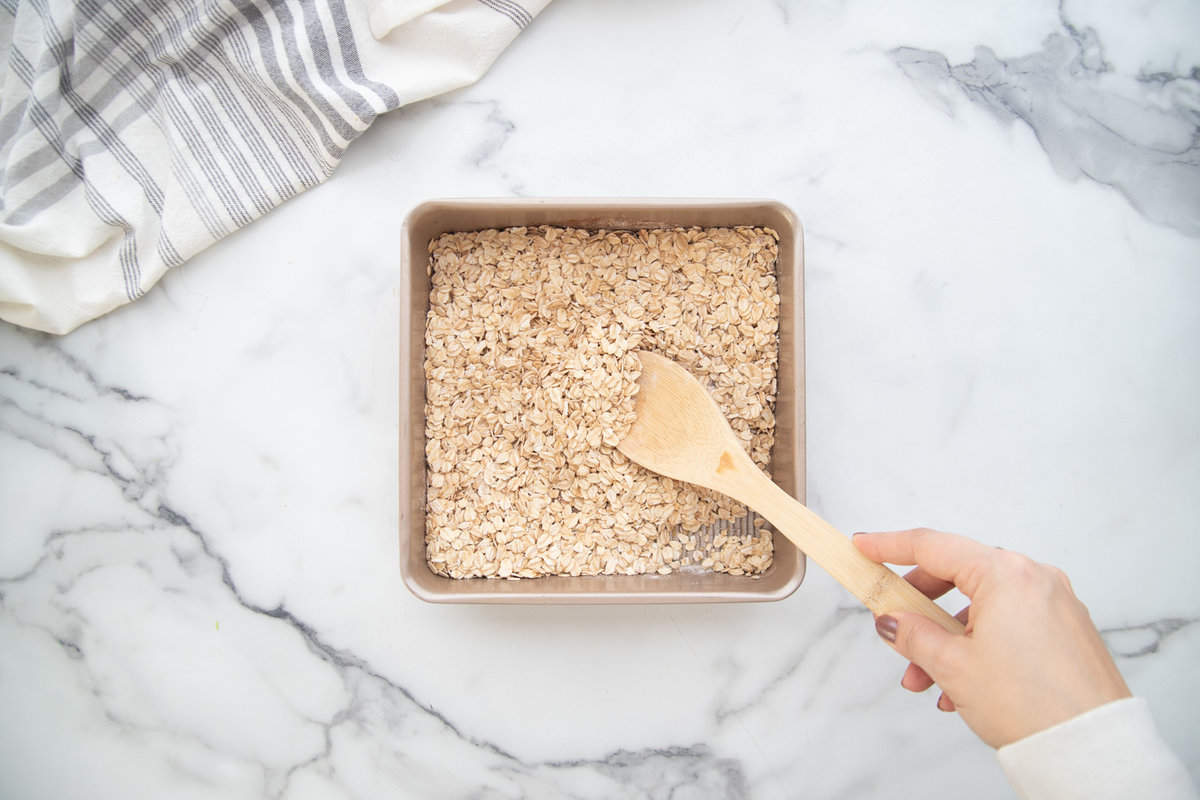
[{"left": 852, "top": 528, "right": 1131, "bottom": 748}]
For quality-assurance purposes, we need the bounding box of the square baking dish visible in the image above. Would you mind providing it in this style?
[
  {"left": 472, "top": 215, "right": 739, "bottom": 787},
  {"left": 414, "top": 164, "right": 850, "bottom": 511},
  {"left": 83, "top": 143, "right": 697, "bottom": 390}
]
[{"left": 400, "top": 198, "right": 805, "bottom": 603}]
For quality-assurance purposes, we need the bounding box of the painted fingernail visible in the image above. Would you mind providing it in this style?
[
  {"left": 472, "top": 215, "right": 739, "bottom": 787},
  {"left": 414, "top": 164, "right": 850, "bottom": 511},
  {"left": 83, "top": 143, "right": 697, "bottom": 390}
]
[{"left": 875, "top": 615, "right": 898, "bottom": 642}]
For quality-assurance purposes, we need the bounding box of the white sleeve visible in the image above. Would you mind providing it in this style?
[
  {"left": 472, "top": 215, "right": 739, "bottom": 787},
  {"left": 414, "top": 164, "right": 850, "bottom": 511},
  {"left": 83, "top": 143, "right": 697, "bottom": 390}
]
[{"left": 997, "top": 697, "right": 1197, "bottom": 800}]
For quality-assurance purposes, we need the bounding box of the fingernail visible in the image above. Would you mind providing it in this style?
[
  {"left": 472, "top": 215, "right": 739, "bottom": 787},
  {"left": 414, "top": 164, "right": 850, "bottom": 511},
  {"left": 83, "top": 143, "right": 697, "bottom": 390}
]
[{"left": 875, "top": 615, "right": 898, "bottom": 643}]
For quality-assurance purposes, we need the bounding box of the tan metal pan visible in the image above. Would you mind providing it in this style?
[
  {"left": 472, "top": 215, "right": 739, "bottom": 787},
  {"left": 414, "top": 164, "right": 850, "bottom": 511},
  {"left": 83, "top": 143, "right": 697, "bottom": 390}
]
[{"left": 400, "top": 199, "right": 806, "bottom": 603}]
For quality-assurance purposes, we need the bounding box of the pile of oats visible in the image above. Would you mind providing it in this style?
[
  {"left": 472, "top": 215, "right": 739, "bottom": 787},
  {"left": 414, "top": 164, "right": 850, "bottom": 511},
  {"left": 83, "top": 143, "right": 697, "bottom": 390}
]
[{"left": 424, "top": 226, "right": 780, "bottom": 579}]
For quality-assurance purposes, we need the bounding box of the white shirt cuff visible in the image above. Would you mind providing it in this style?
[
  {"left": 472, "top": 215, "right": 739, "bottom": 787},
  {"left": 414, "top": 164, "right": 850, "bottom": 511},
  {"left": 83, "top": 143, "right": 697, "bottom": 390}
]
[{"left": 996, "top": 697, "right": 1197, "bottom": 800}]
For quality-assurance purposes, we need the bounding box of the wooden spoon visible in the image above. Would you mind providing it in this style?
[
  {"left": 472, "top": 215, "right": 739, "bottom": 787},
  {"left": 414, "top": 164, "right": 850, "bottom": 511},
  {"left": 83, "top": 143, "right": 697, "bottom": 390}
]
[{"left": 618, "top": 351, "right": 964, "bottom": 634}]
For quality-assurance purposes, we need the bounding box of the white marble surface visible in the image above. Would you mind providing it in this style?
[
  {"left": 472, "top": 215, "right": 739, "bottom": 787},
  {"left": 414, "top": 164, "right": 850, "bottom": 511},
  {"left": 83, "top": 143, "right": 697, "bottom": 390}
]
[{"left": 2, "top": 1, "right": 1199, "bottom": 797}]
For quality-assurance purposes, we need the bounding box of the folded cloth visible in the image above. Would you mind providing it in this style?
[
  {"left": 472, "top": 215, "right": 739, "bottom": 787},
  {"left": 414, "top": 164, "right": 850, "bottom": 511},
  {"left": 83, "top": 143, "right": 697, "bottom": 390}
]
[{"left": 0, "top": 0, "right": 549, "bottom": 334}]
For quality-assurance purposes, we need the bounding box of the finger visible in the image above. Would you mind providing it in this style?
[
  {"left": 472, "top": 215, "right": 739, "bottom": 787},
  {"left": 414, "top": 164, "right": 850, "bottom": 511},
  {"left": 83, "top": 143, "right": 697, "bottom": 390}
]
[
  {"left": 901, "top": 609, "right": 970, "bottom": 690},
  {"left": 901, "top": 662, "right": 935, "bottom": 692},
  {"left": 937, "top": 692, "right": 956, "bottom": 712},
  {"left": 903, "top": 566, "right": 955, "bottom": 600},
  {"left": 876, "top": 612, "right": 965, "bottom": 683},
  {"left": 899, "top": 602, "right": 971, "bottom": 691},
  {"left": 853, "top": 529, "right": 996, "bottom": 589}
]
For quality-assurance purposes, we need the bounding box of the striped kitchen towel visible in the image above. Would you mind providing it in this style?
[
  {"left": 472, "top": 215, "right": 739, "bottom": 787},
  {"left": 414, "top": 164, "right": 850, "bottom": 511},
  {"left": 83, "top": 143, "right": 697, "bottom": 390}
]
[{"left": 0, "top": 0, "right": 549, "bottom": 334}]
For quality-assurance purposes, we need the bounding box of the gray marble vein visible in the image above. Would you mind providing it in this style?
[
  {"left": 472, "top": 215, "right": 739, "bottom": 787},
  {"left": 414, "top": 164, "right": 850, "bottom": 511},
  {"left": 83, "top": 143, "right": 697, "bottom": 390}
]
[
  {"left": 714, "top": 605, "right": 867, "bottom": 724},
  {"left": 430, "top": 98, "right": 528, "bottom": 196},
  {"left": 891, "top": 4, "right": 1200, "bottom": 235},
  {"left": 1103, "top": 617, "right": 1199, "bottom": 659}
]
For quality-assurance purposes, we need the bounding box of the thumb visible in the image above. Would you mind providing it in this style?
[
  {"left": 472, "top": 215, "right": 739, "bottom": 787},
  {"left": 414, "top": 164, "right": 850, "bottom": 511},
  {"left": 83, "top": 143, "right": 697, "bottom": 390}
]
[{"left": 876, "top": 612, "right": 962, "bottom": 682}]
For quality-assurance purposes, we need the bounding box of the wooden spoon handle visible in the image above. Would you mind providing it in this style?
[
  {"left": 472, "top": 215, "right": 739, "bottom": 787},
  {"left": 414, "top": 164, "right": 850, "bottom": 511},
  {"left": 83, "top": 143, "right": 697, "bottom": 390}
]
[{"left": 743, "top": 475, "right": 965, "bottom": 635}]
